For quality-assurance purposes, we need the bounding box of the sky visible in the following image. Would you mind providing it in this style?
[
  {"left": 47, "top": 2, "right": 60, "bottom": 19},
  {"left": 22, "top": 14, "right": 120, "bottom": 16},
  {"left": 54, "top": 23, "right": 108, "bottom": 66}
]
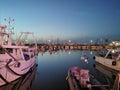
[{"left": 0, "top": 0, "right": 120, "bottom": 43}]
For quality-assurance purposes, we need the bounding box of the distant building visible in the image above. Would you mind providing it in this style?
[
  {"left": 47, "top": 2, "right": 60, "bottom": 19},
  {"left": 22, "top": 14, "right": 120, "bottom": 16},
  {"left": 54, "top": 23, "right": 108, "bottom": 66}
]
[{"left": 109, "top": 41, "right": 120, "bottom": 47}]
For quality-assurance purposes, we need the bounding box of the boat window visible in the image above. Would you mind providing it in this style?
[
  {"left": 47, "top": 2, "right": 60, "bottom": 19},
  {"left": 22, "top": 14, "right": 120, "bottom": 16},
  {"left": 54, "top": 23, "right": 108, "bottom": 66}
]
[
  {"left": 107, "top": 53, "right": 112, "bottom": 59},
  {"left": 23, "top": 49, "right": 28, "bottom": 52},
  {"left": 24, "top": 54, "right": 30, "bottom": 61},
  {"left": 0, "top": 48, "right": 5, "bottom": 54},
  {"left": 106, "top": 51, "right": 119, "bottom": 60},
  {"left": 30, "top": 50, "right": 33, "bottom": 52},
  {"left": 6, "top": 48, "right": 13, "bottom": 53},
  {"left": 112, "top": 52, "right": 119, "bottom": 57},
  {"left": 97, "top": 50, "right": 107, "bottom": 57}
]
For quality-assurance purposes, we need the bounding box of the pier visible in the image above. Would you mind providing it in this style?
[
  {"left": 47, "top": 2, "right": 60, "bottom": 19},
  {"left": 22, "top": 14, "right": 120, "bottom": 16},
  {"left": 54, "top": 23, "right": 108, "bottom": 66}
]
[{"left": 37, "top": 43, "right": 111, "bottom": 52}]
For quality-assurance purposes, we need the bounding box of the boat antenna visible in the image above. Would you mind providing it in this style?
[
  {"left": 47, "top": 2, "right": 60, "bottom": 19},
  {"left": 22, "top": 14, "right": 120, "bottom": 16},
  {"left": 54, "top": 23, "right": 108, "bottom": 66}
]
[{"left": 4, "top": 17, "right": 14, "bottom": 34}]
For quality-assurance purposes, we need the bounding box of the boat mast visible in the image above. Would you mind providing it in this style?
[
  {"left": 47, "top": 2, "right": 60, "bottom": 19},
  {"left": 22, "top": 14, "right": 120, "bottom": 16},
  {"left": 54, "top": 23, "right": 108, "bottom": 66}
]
[
  {"left": 0, "top": 25, "right": 6, "bottom": 45},
  {"left": 4, "top": 17, "right": 14, "bottom": 45}
]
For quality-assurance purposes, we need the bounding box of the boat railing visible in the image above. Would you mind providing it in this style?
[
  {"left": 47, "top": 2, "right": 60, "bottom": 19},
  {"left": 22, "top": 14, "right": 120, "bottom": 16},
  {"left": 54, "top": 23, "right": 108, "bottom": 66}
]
[
  {"left": 91, "top": 85, "right": 110, "bottom": 87},
  {"left": 0, "top": 45, "right": 18, "bottom": 62},
  {"left": 116, "top": 54, "right": 120, "bottom": 61},
  {"left": 97, "top": 53, "right": 106, "bottom": 57}
]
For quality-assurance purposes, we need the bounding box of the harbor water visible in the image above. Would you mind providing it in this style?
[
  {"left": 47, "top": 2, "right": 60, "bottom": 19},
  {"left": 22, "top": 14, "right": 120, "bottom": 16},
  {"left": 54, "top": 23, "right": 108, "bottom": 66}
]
[
  {"left": 0, "top": 50, "right": 115, "bottom": 90},
  {"left": 31, "top": 50, "right": 114, "bottom": 90}
]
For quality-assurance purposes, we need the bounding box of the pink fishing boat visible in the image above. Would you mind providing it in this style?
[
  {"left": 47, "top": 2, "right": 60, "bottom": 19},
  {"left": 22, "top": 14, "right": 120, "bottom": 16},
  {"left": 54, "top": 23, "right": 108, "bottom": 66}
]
[
  {"left": 66, "top": 66, "right": 120, "bottom": 90},
  {"left": 0, "top": 20, "right": 38, "bottom": 86}
]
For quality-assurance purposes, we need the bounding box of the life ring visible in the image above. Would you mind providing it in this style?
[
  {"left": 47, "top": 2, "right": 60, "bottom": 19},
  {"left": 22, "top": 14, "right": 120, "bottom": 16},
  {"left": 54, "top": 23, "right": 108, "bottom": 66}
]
[{"left": 112, "top": 61, "right": 116, "bottom": 66}]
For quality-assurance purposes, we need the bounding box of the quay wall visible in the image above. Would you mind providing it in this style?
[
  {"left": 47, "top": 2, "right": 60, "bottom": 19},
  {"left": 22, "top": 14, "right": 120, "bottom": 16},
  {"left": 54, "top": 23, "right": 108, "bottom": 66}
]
[{"left": 37, "top": 44, "right": 111, "bottom": 51}]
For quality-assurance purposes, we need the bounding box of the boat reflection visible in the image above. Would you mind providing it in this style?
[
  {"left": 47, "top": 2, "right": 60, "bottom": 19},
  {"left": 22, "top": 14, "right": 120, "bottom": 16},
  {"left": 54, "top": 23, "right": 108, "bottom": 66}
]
[
  {"left": 0, "top": 64, "right": 37, "bottom": 90},
  {"left": 80, "top": 55, "right": 89, "bottom": 63},
  {"left": 94, "top": 63, "right": 116, "bottom": 85},
  {"left": 80, "top": 51, "right": 89, "bottom": 63}
]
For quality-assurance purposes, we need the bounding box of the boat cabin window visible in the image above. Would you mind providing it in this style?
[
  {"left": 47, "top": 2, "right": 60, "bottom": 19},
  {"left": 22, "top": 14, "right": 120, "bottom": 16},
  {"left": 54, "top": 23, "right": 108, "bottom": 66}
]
[
  {"left": 107, "top": 53, "right": 112, "bottom": 59},
  {"left": 0, "top": 48, "right": 5, "bottom": 54},
  {"left": 23, "top": 49, "right": 28, "bottom": 52},
  {"left": 6, "top": 48, "right": 13, "bottom": 53},
  {"left": 24, "top": 54, "right": 30, "bottom": 61},
  {"left": 97, "top": 50, "right": 107, "bottom": 57},
  {"left": 107, "top": 51, "right": 119, "bottom": 60},
  {"left": 0, "top": 48, "right": 13, "bottom": 54},
  {"left": 30, "top": 50, "right": 33, "bottom": 52}
]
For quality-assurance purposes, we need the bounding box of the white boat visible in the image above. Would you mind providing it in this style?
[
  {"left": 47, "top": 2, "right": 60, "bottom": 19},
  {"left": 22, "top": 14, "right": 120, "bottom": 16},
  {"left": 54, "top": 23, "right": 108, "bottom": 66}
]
[
  {"left": 0, "top": 23, "right": 38, "bottom": 86},
  {"left": 93, "top": 49, "right": 120, "bottom": 72},
  {"left": 66, "top": 66, "right": 120, "bottom": 90}
]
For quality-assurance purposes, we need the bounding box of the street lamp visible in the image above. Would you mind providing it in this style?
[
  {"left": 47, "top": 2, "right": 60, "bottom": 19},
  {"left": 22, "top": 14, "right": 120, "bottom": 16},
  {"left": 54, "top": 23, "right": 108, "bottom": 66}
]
[{"left": 68, "top": 40, "right": 71, "bottom": 43}]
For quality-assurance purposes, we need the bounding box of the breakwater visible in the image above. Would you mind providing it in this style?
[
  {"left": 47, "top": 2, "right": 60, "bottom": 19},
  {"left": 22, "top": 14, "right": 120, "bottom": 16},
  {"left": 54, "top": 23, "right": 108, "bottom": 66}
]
[{"left": 37, "top": 44, "right": 111, "bottom": 52}]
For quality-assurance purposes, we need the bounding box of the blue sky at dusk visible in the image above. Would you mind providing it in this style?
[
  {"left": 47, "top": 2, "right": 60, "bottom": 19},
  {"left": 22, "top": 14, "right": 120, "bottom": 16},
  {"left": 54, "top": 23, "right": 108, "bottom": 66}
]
[{"left": 0, "top": 0, "right": 120, "bottom": 43}]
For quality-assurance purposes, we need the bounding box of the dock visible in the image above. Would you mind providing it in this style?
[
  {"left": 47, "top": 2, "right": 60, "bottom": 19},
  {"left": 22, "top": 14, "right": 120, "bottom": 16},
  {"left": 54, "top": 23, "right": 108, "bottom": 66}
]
[{"left": 37, "top": 43, "right": 111, "bottom": 52}]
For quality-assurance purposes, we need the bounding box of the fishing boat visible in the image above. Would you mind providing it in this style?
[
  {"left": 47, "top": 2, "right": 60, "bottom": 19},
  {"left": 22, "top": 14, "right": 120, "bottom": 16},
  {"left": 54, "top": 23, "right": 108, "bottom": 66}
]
[
  {"left": 66, "top": 66, "right": 120, "bottom": 90},
  {"left": 93, "top": 49, "right": 120, "bottom": 72},
  {"left": 0, "top": 21, "right": 38, "bottom": 86}
]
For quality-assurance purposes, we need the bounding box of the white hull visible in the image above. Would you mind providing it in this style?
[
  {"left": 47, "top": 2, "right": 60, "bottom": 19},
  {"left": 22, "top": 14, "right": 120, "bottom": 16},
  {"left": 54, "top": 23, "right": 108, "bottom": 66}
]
[
  {"left": 95, "top": 55, "right": 120, "bottom": 72},
  {"left": 94, "top": 49, "right": 120, "bottom": 72}
]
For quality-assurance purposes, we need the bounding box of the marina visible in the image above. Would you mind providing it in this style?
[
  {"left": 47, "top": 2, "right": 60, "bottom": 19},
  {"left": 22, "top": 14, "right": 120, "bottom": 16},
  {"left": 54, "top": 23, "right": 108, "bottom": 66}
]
[
  {"left": 0, "top": 0, "right": 120, "bottom": 90},
  {"left": 33, "top": 50, "right": 120, "bottom": 90},
  {"left": 0, "top": 20, "right": 120, "bottom": 90},
  {"left": 30, "top": 50, "right": 120, "bottom": 90}
]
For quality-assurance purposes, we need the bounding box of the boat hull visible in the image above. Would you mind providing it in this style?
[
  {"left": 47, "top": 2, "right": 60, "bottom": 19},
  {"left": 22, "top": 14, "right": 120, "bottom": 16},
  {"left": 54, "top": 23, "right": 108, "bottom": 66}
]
[
  {"left": 0, "top": 57, "right": 37, "bottom": 86},
  {"left": 0, "top": 63, "right": 37, "bottom": 89},
  {"left": 66, "top": 66, "right": 109, "bottom": 90},
  {"left": 94, "top": 55, "right": 120, "bottom": 72}
]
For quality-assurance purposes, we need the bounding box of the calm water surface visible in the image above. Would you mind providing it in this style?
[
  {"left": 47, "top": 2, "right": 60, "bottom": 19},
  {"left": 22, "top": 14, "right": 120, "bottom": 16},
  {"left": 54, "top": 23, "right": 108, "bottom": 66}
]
[
  {"left": 30, "top": 50, "right": 114, "bottom": 90},
  {"left": 0, "top": 50, "right": 114, "bottom": 90}
]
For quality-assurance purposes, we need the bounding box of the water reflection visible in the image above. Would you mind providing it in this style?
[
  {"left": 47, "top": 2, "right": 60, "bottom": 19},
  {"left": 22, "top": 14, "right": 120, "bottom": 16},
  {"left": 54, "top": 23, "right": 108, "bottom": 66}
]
[
  {"left": 80, "top": 51, "right": 89, "bottom": 63},
  {"left": 0, "top": 65, "right": 37, "bottom": 90},
  {"left": 94, "top": 63, "right": 116, "bottom": 85},
  {"left": 31, "top": 50, "right": 99, "bottom": 90},
  {"left": 93, "top": 63, "right": 120, "bottom": 90},
  {"left": 37, "top": 50, "right": 116, "bottom": 90}
]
